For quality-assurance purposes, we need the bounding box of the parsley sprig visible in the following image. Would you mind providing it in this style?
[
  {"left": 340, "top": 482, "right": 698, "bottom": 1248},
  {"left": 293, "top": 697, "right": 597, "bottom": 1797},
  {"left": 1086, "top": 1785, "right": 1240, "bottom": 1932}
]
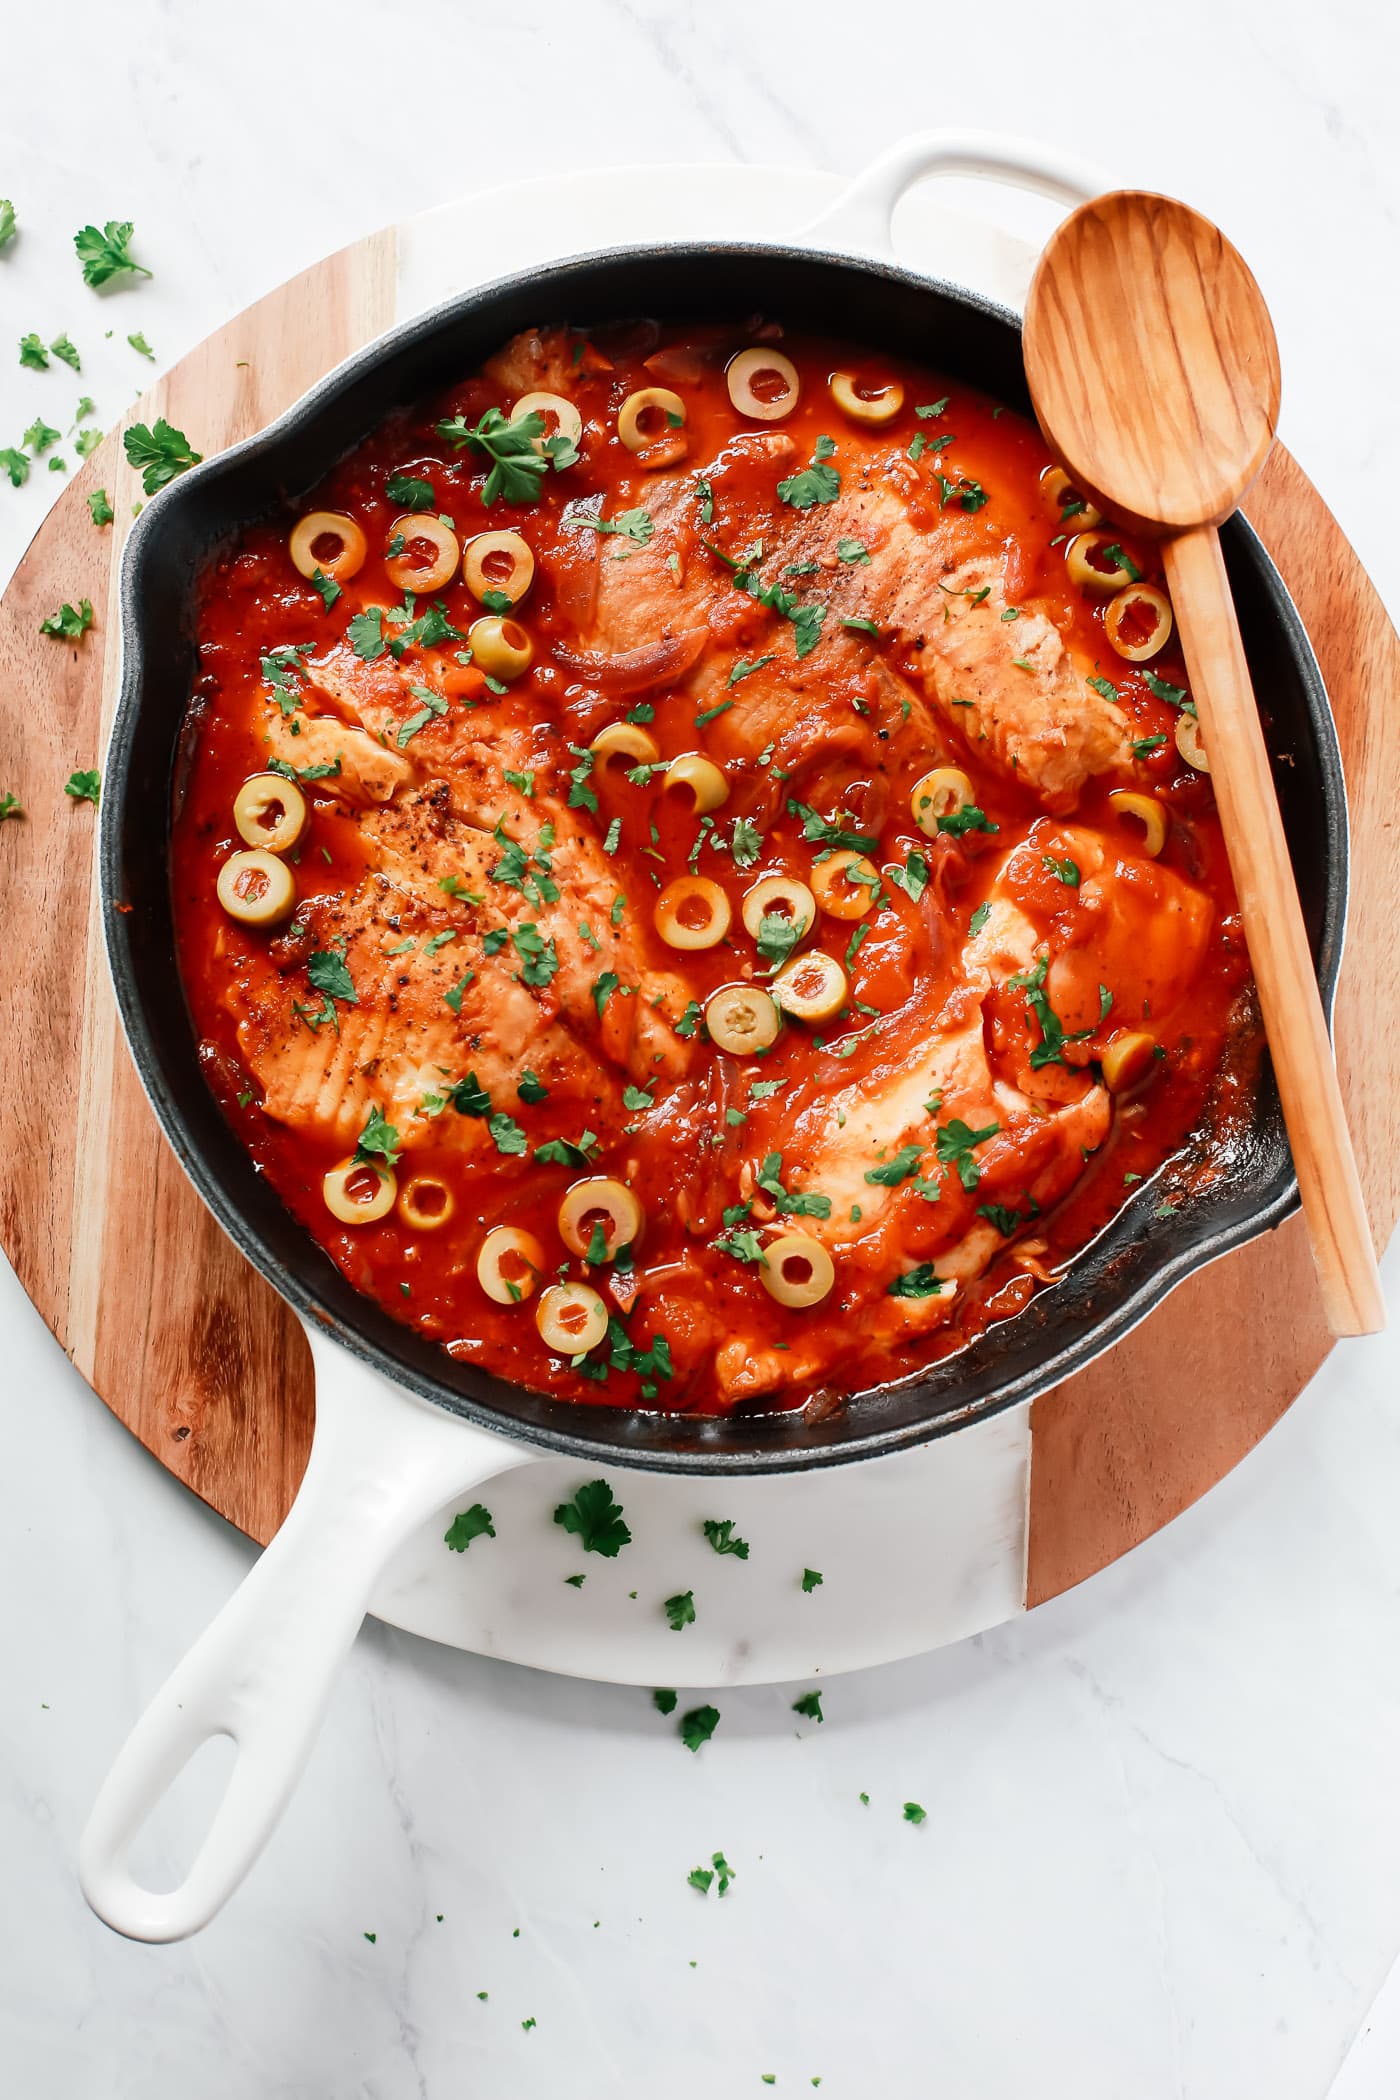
[{"left": 435, "top": 406, "right": 577, "bottom": 504}]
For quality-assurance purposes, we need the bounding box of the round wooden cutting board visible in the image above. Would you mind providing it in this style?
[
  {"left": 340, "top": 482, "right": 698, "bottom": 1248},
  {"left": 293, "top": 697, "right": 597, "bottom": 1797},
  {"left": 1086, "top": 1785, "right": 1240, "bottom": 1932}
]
[{"left": 1, "top": 183, "right": 1395, "bottom": 1624}]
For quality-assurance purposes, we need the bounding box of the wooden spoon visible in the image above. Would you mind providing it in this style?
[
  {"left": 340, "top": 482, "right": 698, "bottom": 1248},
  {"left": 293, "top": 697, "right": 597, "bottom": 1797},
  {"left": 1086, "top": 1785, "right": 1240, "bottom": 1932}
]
[{"left": 1024, "top": 190, "right": 1384, "bottom": 1336}]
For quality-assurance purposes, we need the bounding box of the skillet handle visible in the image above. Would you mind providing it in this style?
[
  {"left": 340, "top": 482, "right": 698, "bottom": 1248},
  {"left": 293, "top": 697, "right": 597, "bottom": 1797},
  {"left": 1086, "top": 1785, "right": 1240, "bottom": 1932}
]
[
  {"left": 78, "top": 1329, "right": 530, "bottom": 1942},
  {"left": 802, "top": 130, "right": 1110, "bottom": 257}
]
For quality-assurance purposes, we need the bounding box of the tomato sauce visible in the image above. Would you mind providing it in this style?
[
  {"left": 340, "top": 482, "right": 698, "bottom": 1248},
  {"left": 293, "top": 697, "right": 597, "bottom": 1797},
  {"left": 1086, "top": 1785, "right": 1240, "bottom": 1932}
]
[{"left": 171, "top": 320, "right": 1252, "bottom": 1416}]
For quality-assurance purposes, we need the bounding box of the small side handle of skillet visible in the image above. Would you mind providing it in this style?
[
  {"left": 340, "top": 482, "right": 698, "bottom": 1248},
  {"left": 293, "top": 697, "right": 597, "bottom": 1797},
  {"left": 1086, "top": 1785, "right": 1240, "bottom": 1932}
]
[
  {"left": 800, "top": 128, "right": 1110, "bottom": 257},
  {"left": 78, "top": 1328, "right": 532, "bottom": 1942}
]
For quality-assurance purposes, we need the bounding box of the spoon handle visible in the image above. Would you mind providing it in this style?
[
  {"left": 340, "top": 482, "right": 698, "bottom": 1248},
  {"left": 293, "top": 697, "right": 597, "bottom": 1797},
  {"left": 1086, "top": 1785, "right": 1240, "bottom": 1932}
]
[{"left": 1162, "top": 525, "right": 1384, "bottom": 1336}]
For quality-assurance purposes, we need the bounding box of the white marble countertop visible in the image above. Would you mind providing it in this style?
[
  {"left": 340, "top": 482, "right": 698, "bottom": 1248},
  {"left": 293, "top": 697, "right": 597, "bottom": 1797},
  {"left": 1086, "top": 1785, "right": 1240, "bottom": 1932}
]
[{"left": 4, "top": 2, "right": 1400, "bottom": 2093}]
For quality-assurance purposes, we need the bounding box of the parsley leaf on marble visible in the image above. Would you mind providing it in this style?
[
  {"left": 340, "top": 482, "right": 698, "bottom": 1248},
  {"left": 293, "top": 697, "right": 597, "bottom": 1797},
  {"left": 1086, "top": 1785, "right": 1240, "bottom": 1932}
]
[
  {"left": 74, "top": 219, "right": 152, "bottom": 286},
  {"left": 553, "top": 1479, "right": 631, "bottom": 1557},
  {"left": 443, "top": 1503, "right": 496, "bottom": 1551}
]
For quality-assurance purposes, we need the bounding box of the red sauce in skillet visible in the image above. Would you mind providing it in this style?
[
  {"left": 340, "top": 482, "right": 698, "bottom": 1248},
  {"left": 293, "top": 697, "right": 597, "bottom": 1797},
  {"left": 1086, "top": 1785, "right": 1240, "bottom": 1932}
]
[{"left": 170, "top": 320, "right": 1253, "bottom": 1415}]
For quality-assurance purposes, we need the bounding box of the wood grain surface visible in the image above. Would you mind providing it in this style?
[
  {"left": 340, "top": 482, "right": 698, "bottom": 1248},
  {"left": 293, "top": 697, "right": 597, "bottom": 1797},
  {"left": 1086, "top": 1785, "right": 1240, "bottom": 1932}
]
[{"left": 0, "top": 238, "right": 1393, "bottom": 1586}]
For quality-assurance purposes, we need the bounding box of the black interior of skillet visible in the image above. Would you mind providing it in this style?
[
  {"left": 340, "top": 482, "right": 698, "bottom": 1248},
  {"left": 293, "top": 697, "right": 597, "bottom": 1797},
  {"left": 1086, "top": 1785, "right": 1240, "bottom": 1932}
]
[{"left": 104, "top": 245, "right": 1347, "bottom": 1473}]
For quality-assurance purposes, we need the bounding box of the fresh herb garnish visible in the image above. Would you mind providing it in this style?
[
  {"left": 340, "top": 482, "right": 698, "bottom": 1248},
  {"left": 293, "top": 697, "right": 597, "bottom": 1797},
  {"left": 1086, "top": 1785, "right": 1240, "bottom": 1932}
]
[
  {"left": 435, "top": 405, "right": 575, "bottom": 503},
  {"left": 836, "top": 536, "right": 871, "bottom": 565},
  {"left": 40, "top": 598, "right": 94, "bottom": 640},
  {"left": 934, "top": 1117, "right": 999, "bottom": 1190},
  {"left": 307, "top": 949, "right": 357, "bottom": 1005},
  {"left": 577, "top": 506, "right": 653, "bottom": 544},
  {"left": 786, "top": 798, "right": 878, "bottom": 855},
  {"left": 702, "top": 1518, "right": 750, "bottom": 1560},
  {"left": 864, "top": 1143, "right": 925, "bottom": 1188},
  {"left": 792, "top": 1691, "right": 824, "bottom": 1723},
  {"left": 757, "top": 1152, "right": 831, "bottom": 1220},
  {"left": 443, "top": 1504, "right": 496, "bottom": 1551},
  {"left": 1042, "top": 855, "right": 1081, "bottom": 886},
  {"left": 396, "top": 684, "right": 448, "bottom": 747},
  {"left": 385, "top": 471, "right": 434, "bottom": 511},
  {"left": 553, "top": 1478, "right": 631, "bottom": 1557},
  {"left": 664, "top": 1590, "right": 696, "bottom": 1631},
  {"left": 777, "top": 433, "right": 840, "bottom": 510},
  {"left": 728, "top": 654, "right": 775, "bottom": 687},
  {"left": 353, "top": 1104, "right": 401, "bottom": 1171},
  {"left": 123, "top": 417, "right": 202, "bottom": 494},
  {"left": 74, "top": 219, "right": 151, "bottom": 286},
  {"left": 679, "top": 1705, "right": 720, "bottom": 1753},
  {"left": 64, "top": 769, "right": 101, "bottom": 808},
  {"left": 1143, "top": 669, "right": 1189, "bottom": 709}
]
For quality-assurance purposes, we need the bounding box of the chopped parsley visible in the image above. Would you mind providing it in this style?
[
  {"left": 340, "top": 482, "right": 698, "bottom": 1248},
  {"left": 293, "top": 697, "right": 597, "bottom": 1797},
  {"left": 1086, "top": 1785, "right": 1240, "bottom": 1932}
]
[
  {"left": 1042, "top": 855, "right": 1081, "bottom": 886},
  {"left": 653, "top": 1688, "right": 678, "bottom": 1715},
  {"left": 864, "top": 1143, "right": 925, "bottom": 1188},
  {"left": 664, "top": 1590, "right": 696, "bottom": 1632},
  {"left": 307, "top": 949, "right": 357, "bottom": 1005},
  {"left": 443, "top": 1504, "right": 496, "bottom": 1551},
  {"left": 1101, "top": 541, "right": 1141, "bottom": 581},
  {"left": 577, "top": 506, "right": 653, "bottom": 544},
  {"left": 512, "top": 923, "right": 559, "bottom": 987},
  {"left": 553, "top": 1478, "right": 631, "bottom": 1556},
  {"left": 74, "top": 219, "right": 151, "bottom": 287},
  {"left": 727, "top": 815, "right": 764, "bottom": 868},
  {"left": 1086, "top": 673, "right": 1119, "bottom": 703},
  {"left": 590, "top": 969, "right": 620, "bottom": 1016},
  {"left": 977, "top": 1203, "right": 1023, "bottom": 1236},
  {"left": 887, "top": 1263, "right": 945, "bottom": 1299},
  {"left": 757, "top": 1152, "right": 831, "bottom": 1220},
  {"left": 622, "top": 1083, "right": 654, "bottom": 1111},
  {"left": 18, "top": 333, "right": 49, "bottom": 371},
  {"left": 935, "top": 804, "right": 997, "bottom": 838},
  {"left": 934, "top": 1117, "right": 999, "bottom": 1190},
  {"left": 777, "top": 433, "right": 840, "bottom": 510},
  {"left": 890, "top": 850, "right": 929, "bottom": 902},
  {"left": 786, "top": 799, "right": 879, "bottom": 855},
  {"left": 679, "top": 1705, "right": 720, "bottom": 1754},
  {"left": 128, "top": 329, "right": 156, "bottom": 360},
  {"left": 837, "top": 536, "right": 871, "bottom": 565},
  {"left": 396, "top": 684, "right": 448, "bottom": 747},
  {"left": 1143, "top": 669, "right": 1190, "bottom": 710},
  {"left": 903, "top": 1801, "right": 927, "bottom": 1825},
  {"left": 123, "top": 418, "right": 202, "bottom": 494},
  {"left": 792, "top": 1691, "right": 824, "bottom": 1723},
  {"left": 694, "top": 476, "right": 714, "bottom": 523},
  {"left": 385, "top": 471, "right": 434, "bottom": 511},
  {"left": 728, "top": 654, "right": 775, "bottom": 686},
  {"left": 63, "top": 769, "right": 101, "bottom": 808},
  {"left": 40, "top": 598, "right": 94, "bottom": 640},
  {"left": 968, "top": 901, "right": 992, "bottom": 935},
  {"left": 353, "top": 1104, "right": 401, "bottom": 1171},
  {"left": 801, "top": 1568, "right": 823, "bottom": 1592},
  {"left": 702, "top": 1518, "right": 750, "bottom": 1560},
  {"left": 435, "top": 405, "right": 575, "bottom": 503},
  {"left": 565, "top": 743, "right": 598, "bottom": 812},
  {"left": 1008, "top": 954, "right": 1104, "bottom": 1068}
]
